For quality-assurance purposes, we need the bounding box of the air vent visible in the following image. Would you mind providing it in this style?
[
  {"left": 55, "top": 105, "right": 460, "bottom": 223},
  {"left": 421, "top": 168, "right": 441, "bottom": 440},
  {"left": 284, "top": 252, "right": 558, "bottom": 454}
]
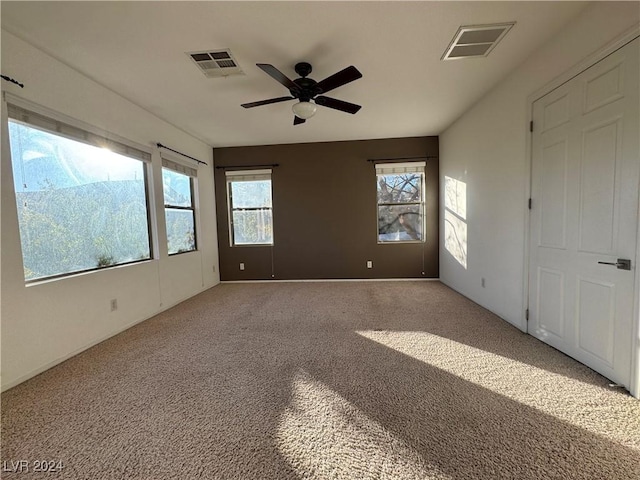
[
  {"left": 442, "top": 23, "right": 515, "bottom": 60},
  {"left": 187, "top": 49, "right": 244, "bottom": 78}
]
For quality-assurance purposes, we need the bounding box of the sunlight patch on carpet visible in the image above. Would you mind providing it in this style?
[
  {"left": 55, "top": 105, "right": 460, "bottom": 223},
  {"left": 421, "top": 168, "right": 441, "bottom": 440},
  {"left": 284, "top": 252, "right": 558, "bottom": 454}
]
[
  {"left": 275, "top": 369, "right": 452, "bottom": 480},
  {"left": 356, "top": 330, "right": 640, "bottom": 450}
]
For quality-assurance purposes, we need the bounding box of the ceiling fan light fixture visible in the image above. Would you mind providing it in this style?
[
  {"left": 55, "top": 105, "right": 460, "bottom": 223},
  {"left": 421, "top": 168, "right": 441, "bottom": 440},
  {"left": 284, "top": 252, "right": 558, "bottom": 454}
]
[{"left": 292, "top": 101, "right": 317, "bottom": 119}]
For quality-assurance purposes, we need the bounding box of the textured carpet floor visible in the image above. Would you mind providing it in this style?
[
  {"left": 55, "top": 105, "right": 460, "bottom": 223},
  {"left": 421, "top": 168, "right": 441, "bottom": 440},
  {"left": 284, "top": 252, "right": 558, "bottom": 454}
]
[{"left": 2, "top": 281, "right": 639, "bottom": 479}]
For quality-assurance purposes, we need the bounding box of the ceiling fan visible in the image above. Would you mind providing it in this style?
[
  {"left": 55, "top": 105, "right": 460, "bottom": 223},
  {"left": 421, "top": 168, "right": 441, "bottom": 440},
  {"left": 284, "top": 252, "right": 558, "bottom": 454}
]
[{"left": 241, "top": 62, "right": 363, "bottom": 125}]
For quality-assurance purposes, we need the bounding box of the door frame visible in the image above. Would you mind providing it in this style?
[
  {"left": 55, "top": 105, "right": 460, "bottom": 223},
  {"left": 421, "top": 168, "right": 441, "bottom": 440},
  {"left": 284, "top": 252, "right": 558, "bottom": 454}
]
[{"left": 523, "top": 25, "right": 640, "bottom": 398}]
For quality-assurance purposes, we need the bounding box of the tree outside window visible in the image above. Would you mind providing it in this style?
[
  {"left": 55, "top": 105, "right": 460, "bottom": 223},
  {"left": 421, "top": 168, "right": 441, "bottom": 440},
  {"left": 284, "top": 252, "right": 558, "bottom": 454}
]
[
  {"left": 376, "top": 162, "right": 425, "bottom": 243},
  {"left": 163, "top": 167, "right": 197, "bottom": 255},
  {"left": 8, "top": 114, "right": 152, "bottom": 281},
  {"left": 226, "top": 170, "right": 273, "bottom": 246}
]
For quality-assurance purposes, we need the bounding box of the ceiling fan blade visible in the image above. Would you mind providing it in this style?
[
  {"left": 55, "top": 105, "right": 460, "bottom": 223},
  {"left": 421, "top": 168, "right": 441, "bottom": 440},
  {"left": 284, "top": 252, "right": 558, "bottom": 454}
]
[
  {"left": 316, "top": 66, "right": 362, "bottom": 94},
  {"left": 293, "top": 116, "right": 306, "bottom": 125},
  {"left": 241, "top": 96, "right": 295, "bottom": 108},
  {"left": 315, "top": 96, "right": 362, "bottom": 114},
  {"left": 257, "top": 64, "right": 300, "bottom": 92}
]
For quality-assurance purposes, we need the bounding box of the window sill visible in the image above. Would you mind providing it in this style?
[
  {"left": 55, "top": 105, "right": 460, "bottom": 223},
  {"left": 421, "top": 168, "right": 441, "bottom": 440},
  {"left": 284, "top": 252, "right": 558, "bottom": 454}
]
[
  {"left": 168, "top": 249, "right": 198, "bottom": 257},
  {"left": 231, "top": 243, "right": 274, "bottom": 248},
  {"left": 377, "top": 240, "right": 425, "bottom": 245},
  {"left": 25, "top": 258, "right": 154, "bottom": 287}
]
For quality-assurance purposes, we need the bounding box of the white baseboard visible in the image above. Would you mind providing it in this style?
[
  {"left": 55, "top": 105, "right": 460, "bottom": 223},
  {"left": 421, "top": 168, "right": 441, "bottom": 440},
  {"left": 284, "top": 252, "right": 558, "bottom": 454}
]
[
  {"left": 221, "top": 278, "right": 441, "bottom": 284},
  {"left": 439, "top": 278, "right": 526, "bottom": 333},
  {"left": 1, "top": 282, "right": 220, "bottom": 392}
]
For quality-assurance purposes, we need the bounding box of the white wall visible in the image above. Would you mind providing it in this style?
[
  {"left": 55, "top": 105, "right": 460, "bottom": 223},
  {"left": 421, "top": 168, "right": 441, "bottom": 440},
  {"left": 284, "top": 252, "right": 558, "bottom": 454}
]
[
  {"left": 1, "top": 31, "right": 220, "bottom": 390},
  {"left": 439, "top": 2, "right": 640, "bottom": 330}
]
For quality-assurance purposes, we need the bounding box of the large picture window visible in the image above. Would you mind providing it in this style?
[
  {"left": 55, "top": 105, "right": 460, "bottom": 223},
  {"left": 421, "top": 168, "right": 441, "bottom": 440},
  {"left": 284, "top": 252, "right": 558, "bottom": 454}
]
[
  {"left": 7, "top": 103, "right": 152, "bottom": 281},
  {"left": 376, "top": 162, "right": 425, "bottom": 243},
  {"left": 226, "top": 169, "right": 273, "bottom": 246},
  {"left": 162, "top": 159, "right": 197, "bottom": 255}
]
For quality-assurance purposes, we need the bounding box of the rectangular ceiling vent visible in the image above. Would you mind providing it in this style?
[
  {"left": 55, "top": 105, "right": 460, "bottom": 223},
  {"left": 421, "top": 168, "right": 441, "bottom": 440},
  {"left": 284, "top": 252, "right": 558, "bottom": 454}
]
[
  {"left": 442, "top": 23, "right": 515, "bottom": 61},
  {"left": 187, "top": 49, "right": 245, "bottom": 78}
]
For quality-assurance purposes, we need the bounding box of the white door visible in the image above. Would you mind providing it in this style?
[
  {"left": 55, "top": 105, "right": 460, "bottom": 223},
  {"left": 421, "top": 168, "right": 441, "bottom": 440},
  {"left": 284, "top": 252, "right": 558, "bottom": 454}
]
[{"left": 529, "top": 38, "right": 639, "bottom": 388}]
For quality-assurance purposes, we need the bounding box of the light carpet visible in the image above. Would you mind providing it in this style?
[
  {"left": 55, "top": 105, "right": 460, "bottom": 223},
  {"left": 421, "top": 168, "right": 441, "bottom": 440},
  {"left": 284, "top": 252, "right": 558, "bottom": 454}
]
[{"left": 2, "top": 281, "right": 639, "bottom": 479}]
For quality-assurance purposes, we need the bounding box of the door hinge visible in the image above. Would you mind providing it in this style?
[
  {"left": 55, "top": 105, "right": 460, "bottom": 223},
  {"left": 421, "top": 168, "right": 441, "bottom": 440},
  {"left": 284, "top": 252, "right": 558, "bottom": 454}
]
[
  {"left": 528, "top": 198, "right": 532, "bottom": 210},
  {"left": 525, "top": 309, "right": 529, "bottom": 321},
  {"left": 529, "top": 120, "right": 534, "bottom": 132}
]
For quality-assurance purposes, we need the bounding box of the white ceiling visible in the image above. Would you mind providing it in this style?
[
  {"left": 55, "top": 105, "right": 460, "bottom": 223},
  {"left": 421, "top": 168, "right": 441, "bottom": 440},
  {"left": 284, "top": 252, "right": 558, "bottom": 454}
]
[{"left": 1, "top": 1, "right": 588, "bottom": 148}]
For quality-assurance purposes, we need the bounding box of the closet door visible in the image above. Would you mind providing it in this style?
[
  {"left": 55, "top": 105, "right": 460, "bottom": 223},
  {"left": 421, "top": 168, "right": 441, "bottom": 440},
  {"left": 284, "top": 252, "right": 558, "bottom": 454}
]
[{"left": 529, "top": 38, "right": 639, "bottom": 387}]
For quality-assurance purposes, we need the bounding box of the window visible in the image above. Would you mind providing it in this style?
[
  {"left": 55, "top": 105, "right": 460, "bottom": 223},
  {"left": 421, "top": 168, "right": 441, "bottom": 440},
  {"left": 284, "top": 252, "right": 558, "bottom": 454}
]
[
  {"left": 376, "top": 162, "right": 426, "bottom": 243},
  {"left": 162, "top": 159, "right": 197, "bottom": 255},
  {"left": 226, "top": 169, "right": 273, "bottom": 246},
  {"left": 7, "top": 103, "right": 152, "bottom": 281}
]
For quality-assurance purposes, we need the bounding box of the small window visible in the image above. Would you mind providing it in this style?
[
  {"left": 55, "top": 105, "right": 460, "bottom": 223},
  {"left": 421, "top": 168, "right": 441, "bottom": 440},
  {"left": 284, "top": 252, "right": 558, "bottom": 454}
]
[
  {"left": 162, "top": 162, "right": 197, "bottom": 255},
  {"left": 7, "top": 104, "right": 152, "bottom": 281},
  {"left": 376, "top": 162, "right": 426, "bottom": 243},
  {"left": 226, "top": 169, "right": 273, "bottom": 246}
]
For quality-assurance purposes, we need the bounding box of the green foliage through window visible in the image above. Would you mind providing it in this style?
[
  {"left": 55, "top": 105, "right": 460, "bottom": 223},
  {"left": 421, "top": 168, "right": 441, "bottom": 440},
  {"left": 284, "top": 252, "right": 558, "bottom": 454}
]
[
  {"left": 8, "top": 120, "right": 151, "bottom": 280},
  {"left": 228, "top": 179, "right": 273, "bottom": 245},
  {"left": 162, "top": 168, "right": 197, "bottom": 255}
]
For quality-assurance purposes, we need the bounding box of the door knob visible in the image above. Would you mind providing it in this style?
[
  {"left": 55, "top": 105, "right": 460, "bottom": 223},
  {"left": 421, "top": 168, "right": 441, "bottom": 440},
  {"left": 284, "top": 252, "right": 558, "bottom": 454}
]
[{"left": 598, "top": 259, "right": 631, "bottom": 270}]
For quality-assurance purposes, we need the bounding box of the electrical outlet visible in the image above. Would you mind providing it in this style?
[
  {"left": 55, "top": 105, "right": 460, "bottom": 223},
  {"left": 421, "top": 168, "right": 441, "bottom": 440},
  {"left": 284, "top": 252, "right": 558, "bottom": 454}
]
[
  {"left": 239, "top": 263, "right": 245, "bottom": 271},
  {"left": 110, "top": 299, "right": 118, "bottom": 311},
  {"left": 212, "top": 265, "right": 216, "bottom": 272},
  {"left": 367, "top": 261, "right": 373, "bottom": 269},
  {"left": 481, "top": 278, "right": 486, "bottom": 288}
]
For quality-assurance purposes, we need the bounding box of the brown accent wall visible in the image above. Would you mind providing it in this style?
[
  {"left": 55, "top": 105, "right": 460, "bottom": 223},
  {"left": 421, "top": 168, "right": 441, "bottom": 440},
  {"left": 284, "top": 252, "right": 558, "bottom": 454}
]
[{"left": 214, "top": 136, "right": 439, "bottom": 280}]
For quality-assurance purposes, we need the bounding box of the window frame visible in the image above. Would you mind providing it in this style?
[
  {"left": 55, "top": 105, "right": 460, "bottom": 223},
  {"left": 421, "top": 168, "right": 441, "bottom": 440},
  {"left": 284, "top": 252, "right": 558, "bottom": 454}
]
[
  {"left": 6, "top": 98, "right": 154, "bottom": 282},
  {"left": 225, "top": 169, "right": 274, "bottom": 247},
  {"left": 161, "top": 163, "right": 198, "bottom": 256},
  {"left": 375, "top": 162, "right": 426, "bottom": 244}
]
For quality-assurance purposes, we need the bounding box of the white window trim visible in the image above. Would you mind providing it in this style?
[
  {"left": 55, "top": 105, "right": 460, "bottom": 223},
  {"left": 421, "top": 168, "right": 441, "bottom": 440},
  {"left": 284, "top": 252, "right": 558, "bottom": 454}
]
[
  {"left": 225, "top": 169, "right": 272, "bottom": 182},
  {"left": 375, "top": 161, "right": 425, "bottom": 175},
  {"left": 4, "top": 92, "right": 152, "bottom": 162},
  {"left": 376, "top": 162, "right": 426, "bottom": 244},
  {"left": 162, "top": 162, "right": 198, "bottom": 256},
  {"left": 160, "top": 151, "right": 198, "bottom": 178},
  {"left": 6, "top": 99, "right": 154, "bottom": 281},
  {"left": 225, "top": 169, "right": 274, "bottom": 246}
]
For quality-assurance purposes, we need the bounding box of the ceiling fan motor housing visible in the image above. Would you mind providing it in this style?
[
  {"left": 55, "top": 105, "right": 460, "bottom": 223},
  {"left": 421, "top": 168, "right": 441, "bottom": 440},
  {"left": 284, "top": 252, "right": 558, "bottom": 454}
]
[
  {"left": 291, "top": 78, "right": 320, "bottom": 101},
  {"left": 291, "top": 62, "right": 323, "bottom": 101}
]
